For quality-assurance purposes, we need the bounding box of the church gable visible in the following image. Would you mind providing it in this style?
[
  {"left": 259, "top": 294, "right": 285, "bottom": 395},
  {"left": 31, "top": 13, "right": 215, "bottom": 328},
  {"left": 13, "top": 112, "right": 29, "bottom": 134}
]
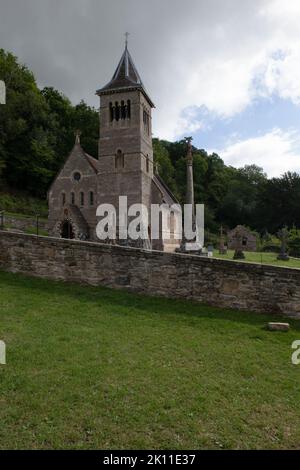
[
  {"left": 48, "top": 135, "right": 99, "bottom": 241},
  {"left": 58, "top": 144, "right": 97, "bottom": 180},
  {"left": 48, "top": 140, "right": 98, "bottom": 197}
]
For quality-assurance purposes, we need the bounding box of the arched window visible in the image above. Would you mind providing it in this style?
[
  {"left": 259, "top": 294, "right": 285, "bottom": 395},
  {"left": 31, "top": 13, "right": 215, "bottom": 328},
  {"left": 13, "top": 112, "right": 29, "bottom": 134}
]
[
  {"left": 80, "top": 192, "right": 84, "bottom": 206},
  {"left": 115, "top": 101, "right": 120, "bottom": 121},
  {"left": 89, "top": 191, "right": 94, "bottom": 206},
  {"left": 115, "top": 149, "right": 124, "bottom": 170},
  {"left": 127, "top": 100, "right": 131, "bottom": 119},
  {"left": 143, "top": 109, "right": 150, "bottom": 135},
  {"left": 121, "top": 100, "right": 126, "bottom": 119},
  {"left": 109, "top": 102, "right": 113, "bottom": 122},
  {"left": 146, "top": 155, "right": 149, "bottom": 173},
  {"left": 62, "top": 192, "right": 66, "bottom": 206},
  {"left": 71, "top": 192, "right": 75, "bottom": 205},
  {"left": 109, "top": 100, "right": 131, "bottom": 121}
]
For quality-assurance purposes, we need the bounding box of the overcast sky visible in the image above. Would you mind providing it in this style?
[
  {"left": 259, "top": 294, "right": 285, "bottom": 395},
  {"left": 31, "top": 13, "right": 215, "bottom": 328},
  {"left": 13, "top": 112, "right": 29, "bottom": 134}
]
[{"left": 1, "top": 0, "right": 300, "bottom": 176}]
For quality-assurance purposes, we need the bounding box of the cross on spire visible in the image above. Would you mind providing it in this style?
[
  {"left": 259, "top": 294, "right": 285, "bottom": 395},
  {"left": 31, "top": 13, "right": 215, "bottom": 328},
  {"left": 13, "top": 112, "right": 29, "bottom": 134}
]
[{"left": 125, "top": 32, "right": 130, "bottom": 48}]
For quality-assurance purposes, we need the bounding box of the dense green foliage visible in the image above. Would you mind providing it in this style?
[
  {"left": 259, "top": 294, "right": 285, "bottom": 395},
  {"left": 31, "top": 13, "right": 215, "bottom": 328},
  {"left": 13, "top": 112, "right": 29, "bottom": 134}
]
[
  {"left": 0, "top": 49, "right": 98, "bottom": 197},
  {"left": 1, "top": 49, "right": 300, "bottom": 235},
  {"left": 0, "top": 190, "right": 48, "bottom": 217},
  {"left": 1, "top": 270, "right": 300, "bottom": 449},
  {"left": 153, "top": 139, "right": 300, "bottom": 234}
]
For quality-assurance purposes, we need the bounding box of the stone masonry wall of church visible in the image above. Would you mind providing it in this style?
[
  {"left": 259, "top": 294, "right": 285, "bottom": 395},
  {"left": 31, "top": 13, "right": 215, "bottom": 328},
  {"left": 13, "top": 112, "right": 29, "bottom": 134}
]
[{"left": 1, "top": 230, "right": 300, "bottom": 318}]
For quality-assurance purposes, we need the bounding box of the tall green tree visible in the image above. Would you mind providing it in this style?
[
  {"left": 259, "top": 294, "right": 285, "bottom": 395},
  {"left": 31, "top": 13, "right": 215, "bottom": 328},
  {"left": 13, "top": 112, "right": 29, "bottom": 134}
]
[
  {"left": 0, "top": 51, "right": 99, "bottom": 197},
  {"left": 153, "top": 138, "right": 178, "bottom": 196},
  {"left": 0, "top": 49, "right": 55, "bottom": 196},
  {"left": 218, "top": 165, "right": 267, "bottom": 228},
  {"left": 42, "top": 89, "right": 99, "bottom": 166},
  {"left": 256, "top": 172, "right": 300, "bottom": 232}
]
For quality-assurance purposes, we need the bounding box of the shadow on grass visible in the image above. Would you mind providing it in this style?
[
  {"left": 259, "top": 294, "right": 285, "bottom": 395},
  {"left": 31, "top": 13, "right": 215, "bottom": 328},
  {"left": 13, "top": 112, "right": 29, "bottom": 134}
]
[{"left": 1, "top": 269, "right": 300, "bottom": 331}]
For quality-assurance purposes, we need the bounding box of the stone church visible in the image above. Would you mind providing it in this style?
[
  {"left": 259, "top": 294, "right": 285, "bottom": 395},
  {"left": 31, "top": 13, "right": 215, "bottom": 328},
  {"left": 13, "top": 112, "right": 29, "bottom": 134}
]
[{"left": 48, "top": 42, "right": 181, "bottom": 252}]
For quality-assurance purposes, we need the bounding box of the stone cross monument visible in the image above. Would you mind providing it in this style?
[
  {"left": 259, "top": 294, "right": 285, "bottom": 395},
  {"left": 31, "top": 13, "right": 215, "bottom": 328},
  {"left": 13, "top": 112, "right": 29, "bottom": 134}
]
[
  {"left": 277, "top": 227, "right": 290, "bottom": 261},
  {"left": 177, "top": 137, "right": 202, "bottom": 253},
  {"left": 233, "top": 227, "right": 246, "bottom": 260},
  {"left": 185, "top": 136, "right": 194, "bottom": 211}
]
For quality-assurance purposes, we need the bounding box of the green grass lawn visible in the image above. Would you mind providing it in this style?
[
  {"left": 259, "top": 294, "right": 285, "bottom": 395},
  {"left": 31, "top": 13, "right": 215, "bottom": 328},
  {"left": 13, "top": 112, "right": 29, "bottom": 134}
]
[
  {"left": 215, "top": 249, "right": 300, "bottom": 269},
  {"left": 0, "top": 270, "right": 300, "bottom": 450}
]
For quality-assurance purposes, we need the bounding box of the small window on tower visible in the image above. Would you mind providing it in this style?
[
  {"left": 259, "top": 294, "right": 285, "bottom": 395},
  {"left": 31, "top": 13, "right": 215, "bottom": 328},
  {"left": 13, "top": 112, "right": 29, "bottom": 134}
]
[
  {"left": 109, "top": 102, "right": 113, "bottom": 122},
  {"left": 115, "top": 149, "right": 124, "bottom": 170},
  {"left": 143, "top": 110, "right": 150, "bottom": 135},
  {"left": 62, "top": 192, "right": 66, "bottom": 206},
  {"left": 127, "top": 100, "right": 131, "bottom": 119},
  {"left": 71, "top": 192, "right": 75, "bottom": 205},
  {"left": 89, "top": 191, "right": 94, "bottom": 206},
  {"left": 121, "top": 100, "right": 126, "bottom": 119},
  {"left": 80, "top": 192, "right": 84, "bottom": 206},
  {"left": 115, "top": 101, "right": 120, "bottom": 121}
]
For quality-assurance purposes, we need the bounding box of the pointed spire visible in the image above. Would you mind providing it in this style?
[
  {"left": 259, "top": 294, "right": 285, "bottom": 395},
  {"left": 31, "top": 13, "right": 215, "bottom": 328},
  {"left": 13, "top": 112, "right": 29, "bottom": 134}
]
[
  {"left": 96, "top": 37, "right": 154, "bottom": 107},
  {"left": 109, "top": 44, "right": 143, "bottom": 87}
]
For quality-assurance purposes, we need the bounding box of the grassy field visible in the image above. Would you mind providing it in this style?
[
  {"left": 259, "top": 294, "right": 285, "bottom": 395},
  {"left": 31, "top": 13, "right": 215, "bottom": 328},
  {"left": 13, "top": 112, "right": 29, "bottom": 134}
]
[
  {"left": 215, "top": 249, "right": 300, "bottom": 269},
  {"left": 0, "top": 270, "right": 300, "bottom": 450}
]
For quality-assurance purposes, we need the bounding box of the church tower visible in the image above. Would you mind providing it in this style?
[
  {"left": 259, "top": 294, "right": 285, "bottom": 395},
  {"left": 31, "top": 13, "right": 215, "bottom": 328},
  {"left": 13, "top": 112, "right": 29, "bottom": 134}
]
[{"left": 96, "top": 38, "right": 155, "bottom": 245}]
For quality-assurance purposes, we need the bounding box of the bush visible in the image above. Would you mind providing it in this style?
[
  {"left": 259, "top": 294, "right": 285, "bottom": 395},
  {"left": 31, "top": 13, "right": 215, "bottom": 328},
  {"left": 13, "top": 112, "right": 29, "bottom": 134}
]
[
  {"left": 288, "top": 236, "right": 300, "bottom": 258},
  {"left": 0, "top": 191, "right": 47, "bottom": 218},
  {"left": 262, "top": 244, "right": 281, "bottom": 253}
]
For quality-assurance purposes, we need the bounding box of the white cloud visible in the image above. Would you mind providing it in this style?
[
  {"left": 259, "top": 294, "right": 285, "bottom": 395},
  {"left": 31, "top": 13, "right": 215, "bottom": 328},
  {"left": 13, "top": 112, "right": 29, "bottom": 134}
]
[
  {"left": 153, "top": 0, "right": 300, "bottom": 139},
  {"left": 1, "top": 0, "right": 300, "bottom": 144},
  {"left": 213, "top": 128, "right": 300, "bottom": 177}
]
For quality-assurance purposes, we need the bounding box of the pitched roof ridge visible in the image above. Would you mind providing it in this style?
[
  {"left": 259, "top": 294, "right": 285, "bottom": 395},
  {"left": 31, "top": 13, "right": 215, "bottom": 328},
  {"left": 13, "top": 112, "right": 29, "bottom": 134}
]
[
  {"left": 153, "top": 174, "right": 179, "bottom": 205},
  {"left": 83, "top": 152, "right": 98, "bottom": 173},
  {"left": 84, "top": 151, "right": 98, "bottom": 161}
]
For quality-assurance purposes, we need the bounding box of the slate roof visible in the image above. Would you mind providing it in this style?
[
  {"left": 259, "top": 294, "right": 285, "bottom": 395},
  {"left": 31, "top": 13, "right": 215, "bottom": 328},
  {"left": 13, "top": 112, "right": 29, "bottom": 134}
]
[
  {"left": 84, "top": 152, "right": 99, "bottom": 173},
  {"left": 153, "top": 174, "right": 179, "bottom": 207}
]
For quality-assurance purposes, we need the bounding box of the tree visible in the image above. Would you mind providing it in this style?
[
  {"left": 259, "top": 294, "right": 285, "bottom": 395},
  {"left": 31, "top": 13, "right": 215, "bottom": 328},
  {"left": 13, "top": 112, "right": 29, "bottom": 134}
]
[
  {"left": 42, "top": 89, "right": 99, "bottom": 169},
  {"left": 153, "top": 138, "right": 178, "bottom": 196},
  {"left": 256, "top": 172, "right": 300, "bottom": 232},
  {"left": 0, "top": 50, "right": 99, "bottom": 197},
  {"left": 2, "top": 48, "right": 300, "bottom": 238},
  {"left": 0, "top": 49, "right": 55, "bottom": 196},
  {"left": 71, "top": 100, "right": 98, "bottom": 158}
]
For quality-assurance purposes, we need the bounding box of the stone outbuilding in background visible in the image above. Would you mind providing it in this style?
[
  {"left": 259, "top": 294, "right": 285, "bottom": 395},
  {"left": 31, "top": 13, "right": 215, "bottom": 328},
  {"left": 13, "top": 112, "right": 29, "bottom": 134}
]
[{"left": 227, "top": 225, "right": 257, "bottom": 252}]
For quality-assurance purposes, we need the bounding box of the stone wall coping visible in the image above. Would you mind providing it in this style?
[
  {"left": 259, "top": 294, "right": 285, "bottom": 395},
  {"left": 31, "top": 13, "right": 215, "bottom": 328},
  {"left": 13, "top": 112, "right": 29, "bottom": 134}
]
[{"left": 1, "top": 229, "right": 300, "bottom": 276}]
